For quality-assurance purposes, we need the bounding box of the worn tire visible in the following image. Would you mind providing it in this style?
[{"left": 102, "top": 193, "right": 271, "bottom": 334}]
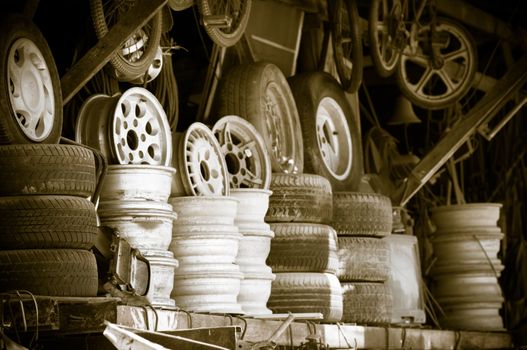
[
  {"left": 216, "top": 62, "right": 304, "bottom": 174},
  {"left": 288, "top": 72, "right": 362, "bottom": 191},
  {"left": 0, "top": 196, "right": 97, "bottom": 250},
  {"left": 268, "top": 223, "right": 338, "bottom": 273},
  {"left": 0, "top": 249, "right": 99, "bottom": 297},
  {"left": 338, "top": 237, "right": 390, "bottom": 282},
  {"left": 266, "top": 173, "right": 333, "bottom": 224},
  {"left": 0, "top": 144, "right": 96, "bottom": 197},
  {"left": 332, "top": 191, "right": 392, "bottom": 236},
  {"left": 341, "top": 282, "right": 392, "bottom": 324},
  {"left": 268, "top": 272, "right": 343, "bottom": 322},
  {"left": 0, "top": 13, "right": 62, "bottom": 144}
]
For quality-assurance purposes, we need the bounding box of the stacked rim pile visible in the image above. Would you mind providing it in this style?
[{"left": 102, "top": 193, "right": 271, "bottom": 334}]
[
  {"left": 332, "top": 191, "right": 393, "bottom": 325},
  {"left": 429, "top": 203, "right": 505, "bottom": 331},
  {"left": 266, "top": 173, "right": 343, "bottom": 322}
]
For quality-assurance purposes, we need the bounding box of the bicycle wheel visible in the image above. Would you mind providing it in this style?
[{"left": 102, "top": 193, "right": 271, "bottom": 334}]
[
  {"left": 89, "top": 0, "right": 162, "bottom": 82},
  {"left": 368, "top": 0, "right": 404, "bottom": 77},
  {"left": 198, "top": 0, "right": 252, "bottom": 48},
  {"left": 331, "top": 0, "right": 363, "bottom": 93},
  {"left": 396, "top": 17, "right": 477, "bottom": 109}
]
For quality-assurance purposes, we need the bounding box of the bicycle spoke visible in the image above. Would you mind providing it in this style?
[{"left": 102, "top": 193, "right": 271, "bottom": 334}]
[
  {"left": 437, "top": 68, "right": 457, "bottom": 93},
  {"left": 443, "top": 48, "right": 469, "bottom": 62},
  {"left": 406, "top": 53, "right": 430, "bottom": 67},
  {"left": 414, "top": 67, "right": 433, "bottom": 93}
]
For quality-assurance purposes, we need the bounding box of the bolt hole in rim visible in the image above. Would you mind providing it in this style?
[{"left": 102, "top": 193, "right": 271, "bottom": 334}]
[
  {"left": 316, "top": 97, "right": 352, "bottom": 180},
  {"left": 8, "top": 38, "right": 54, "bottom": 141},
  {"left": 263, "top": 82, "right": 299, "bottom": 174},
  {"left": 398, "top": 19, "right": 476, "bottom": 107},
  {"left": 178, "top": 122, "right": 229, "bottom": 196},
  {"left": 212, "top": 115, "right": 271, "bottom": 190}
]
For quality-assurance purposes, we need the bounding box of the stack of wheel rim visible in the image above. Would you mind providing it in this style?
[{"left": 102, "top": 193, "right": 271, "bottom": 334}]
[
  {"left": 0, "top": 13, "right": 100, "bottom": 298},
  {"left": 168, "top": 122, "right": 243, "bottom": 313},
  {"left": 429, "top": 203, "right": 505, "bottom": 331},
  {"left": 332, "top": 192, "right": 394, "bottom": 325},
  {"left": 76, "top": 85, "right": 178, "bottom": 308},
  {"left": 266, "top": 174, "right": 343, "bottom": 322}
]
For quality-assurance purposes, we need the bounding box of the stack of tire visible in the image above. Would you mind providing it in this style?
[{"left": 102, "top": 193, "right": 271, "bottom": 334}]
[
  {"left": 0, "top": 145, "right": 99, "bottom": 297},
  {"left": 332, "top": 192, "right": 394, "bottom": 325},
  {"left": 428, "top": 203, "right": 505, "bottom": 331},
  {"left": 0, "top": 13, "right": 99, "bottom": 297},
  {"left": 266, "top": 173, "right": 343, "bottom": 322}
]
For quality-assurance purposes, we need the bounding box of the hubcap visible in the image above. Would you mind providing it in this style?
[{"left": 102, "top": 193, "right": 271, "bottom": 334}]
[{"left": 7, "top": 38, "right": 54, "bottom": 141}]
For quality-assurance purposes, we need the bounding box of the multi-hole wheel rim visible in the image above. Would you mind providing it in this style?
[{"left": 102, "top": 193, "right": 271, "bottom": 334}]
[
  {"left": 316, "top": 97, "right": 352, "bottom": 180},
  {"left": 7, "top": 38, "right": 55, "bottom": 141},
  {"left": 178, "top": 122, "right": 229, "bottom": 196},
  {"left": 212, "top": 115, "right": 271, "bottom": 190},
  {"left": 263, "top": 82, "right": 299, "bottom": 173},
  {"left": 110, "top": 87, "right": 172, "bottom": 165}
]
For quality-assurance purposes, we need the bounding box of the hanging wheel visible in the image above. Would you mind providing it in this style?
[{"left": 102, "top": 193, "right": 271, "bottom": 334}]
[
  {"left": 177, "top": 122, "right": 229, "bottom": 196},
  {"left": 212, "top": 115, "right": 271, "bottom": 190},
  {"left": 110, "top": 87, "right": 172, "bottom": 165},
  {"left": 0, "top": 13, "right": 62, "bottom": 144},
  {"left": 89, "top": 0, "right": 162, "bottom": 82},
  {"left": 197, "top": 0, "right": 252, "bottom": 47},
  {"left": 331, "top": 0, "right": 363, "bottom": 93},
  {"left": 396, "top": 17, "right": 477, "bottom": 110},
  {"left": 368, "top": 0, "right": 404, "bottom": 78}
]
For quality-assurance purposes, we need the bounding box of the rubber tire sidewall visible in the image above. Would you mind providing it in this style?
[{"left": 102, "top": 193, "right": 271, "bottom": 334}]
[
  {"left": 0, "top": 13, "right": 62, "bottom": 144},
  {"left": 289, "top": 72, "right": 362, "bottom": 191}
]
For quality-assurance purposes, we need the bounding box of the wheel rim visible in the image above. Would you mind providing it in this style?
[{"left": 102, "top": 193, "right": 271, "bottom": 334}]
[
  {"left": 371, "top": 0, "right": 402, "bottom": 72},
  {"left": 179, "top": 123, "right": 229, "bottom": 196},
  {"left": 110, "top": 87, "right": 172, "bottom": 165},
  {"left": 263, "top": 82, "right": 299, "bottom": 174},
  {"left": 398, "top": 19, "right": 476, "bottom": 106},
  {"left": 7, "top": 38, "right": 55, "bottom": 141},
  {"left": 316, "top": 97, "right": 352, "bottom": 180},
  {"left": 212, "top": 115, "right": 271, "bottom": 189},
  {"left": 131, "top": 45, "right": 163, "bottom": 84}
]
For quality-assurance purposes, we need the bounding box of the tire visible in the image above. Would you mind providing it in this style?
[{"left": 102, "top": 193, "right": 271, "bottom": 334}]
[
  {"left": 396, "top": 17, "right": 477, "bottom": 110},
  {"left": 0, "top": 144, "right": 96, "bottom": 197},
  {"left": 216, "top": 62, "right": 304, "bottom": 174},
  {"left": 0, "top": 13, "right": 62, "bottom": 144},
  {"left": 198, "top": 0, "right": 252, "bottom": 47},
  {"left": 332, "top": 191, "right": 392, "bottom": 236},
  {"left": 341, "top": 282, "right": 392, "bottom": 324},
  {"left": 368, "top": 0, "right": 402, "bottom": 77},
  {"left": 266, "top": 173, "right": 333, "bottom": 224},
  {"left": 89, "top": 0, "right": 163, "bottom": 82},
  {"left": 268, "top": 272, "right": 343, "bottom": 322},
  {"left": 0, "top": 196, "right": 97, "bottom": 250},
  {"left": 337, "top": 237, "right": 390, "bottom": 282},
  {"left": 0, "top": 249, "right": 99, "bottom": 297},
  {"left": 331, "top": 0, "right": 363, "bottom": 93},
  {"left": 268, "top": 223, "right": 338, "bottom": 274},
  {"left": 288, "top": 72, "right": 362, "bottom": 191}
]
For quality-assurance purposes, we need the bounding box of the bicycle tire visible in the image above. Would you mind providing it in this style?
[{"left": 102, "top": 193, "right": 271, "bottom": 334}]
[
  {"left": 368, "top": 0, "right": 402, "bottom": 77},
  {"left": 89, "top": 0, "right": 162, "bottom": 82},
  {"left": 331, "top": 0, "right": 363, "bottom": 93},
  {"left": 198, "top": 0, "right": 252, "bottom": 47}
]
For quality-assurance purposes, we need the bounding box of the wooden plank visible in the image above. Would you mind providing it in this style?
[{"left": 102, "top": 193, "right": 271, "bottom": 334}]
[
  {"left": 60, "top": 0, "right": 167, "bottom": 105},
  {"left": 117, "top": 306, "right": 513, "bottom": 349}
]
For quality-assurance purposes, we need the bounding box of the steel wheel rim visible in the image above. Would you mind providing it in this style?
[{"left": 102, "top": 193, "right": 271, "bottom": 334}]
[
  {"left": 263, "top": 82, "right": 299, "bottom": 173},
  {"left": 179, "top": 122, "right": 229, "bottom": 196},
  {"left": 110, "top": 87, "right": 172, "bottom": 165},
  {"left": 213, "top": 115, "right": 271, "bottom": 189},
  {"left": 371, "top": 0, "right": 402, "bottom": 72},
  {"left": 316, "top": 97, "right": 352, "bottom": 180},
  {"left": 7, "top": 38, "right": 55, "bottom": 141},
  {"left": 399, "top": 20, "right": 476, "bottom": 104}
]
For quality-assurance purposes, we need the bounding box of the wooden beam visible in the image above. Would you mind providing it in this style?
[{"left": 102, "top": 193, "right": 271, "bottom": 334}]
[{"left": 60, "top": 0, "right": 167, "bottom": 105}]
